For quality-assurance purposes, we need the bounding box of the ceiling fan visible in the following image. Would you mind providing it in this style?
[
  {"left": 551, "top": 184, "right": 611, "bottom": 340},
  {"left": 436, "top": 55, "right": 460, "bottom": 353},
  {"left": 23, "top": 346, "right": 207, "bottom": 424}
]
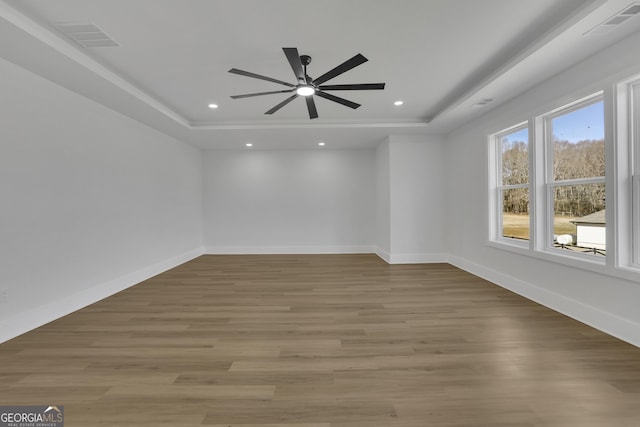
[{"left": 229, "top": 47, "right": 385, "bottom": 119}]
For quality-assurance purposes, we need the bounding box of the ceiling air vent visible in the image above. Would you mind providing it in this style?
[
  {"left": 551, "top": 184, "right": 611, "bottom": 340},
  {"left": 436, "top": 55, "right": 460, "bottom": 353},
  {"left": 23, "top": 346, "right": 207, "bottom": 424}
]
[
  {"left": 472, "top": 98, "right": 494, "bottom": 108},
  {"left": 584, "top": 2, "right": 640, "bottom": 36},
  {"left": 55, "top": 23, "right": 119, "bottom": 47}
]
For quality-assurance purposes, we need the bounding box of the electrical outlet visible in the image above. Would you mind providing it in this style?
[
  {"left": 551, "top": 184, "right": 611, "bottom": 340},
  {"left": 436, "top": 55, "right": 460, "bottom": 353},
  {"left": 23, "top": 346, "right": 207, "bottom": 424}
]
[{"left": 0, "top": 290, "right": 7, "bottom": 305}]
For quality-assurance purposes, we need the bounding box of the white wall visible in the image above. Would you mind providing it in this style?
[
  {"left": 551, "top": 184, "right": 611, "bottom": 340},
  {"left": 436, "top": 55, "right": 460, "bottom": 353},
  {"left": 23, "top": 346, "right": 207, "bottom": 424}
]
[
  {"left": 388, "top": 135, "right": 446, "bottom": 263},
  {"left": 375, "top": 136, "right": 447, "bottom": 263},
  {"left": 203, "top": 149, "right": 376, "bottom": 253},
  {"left": 375, "top": 139, "right": 391, "bottom": 257},
  {"left": 445, "top": 31, "right": 640, "bottom": 346},
  {"left": 0, "top": 57, "right": 204, "bottom": 342}
]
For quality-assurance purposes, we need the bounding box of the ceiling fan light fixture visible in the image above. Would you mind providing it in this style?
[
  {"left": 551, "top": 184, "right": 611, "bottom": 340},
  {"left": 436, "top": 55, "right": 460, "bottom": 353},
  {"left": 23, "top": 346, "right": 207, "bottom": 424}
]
[
  {"left": 229, "top": 48, "right": 386, "bottom": 119},
  {"left": 296, "top": 85, "right": 315, "bottom": 96}
]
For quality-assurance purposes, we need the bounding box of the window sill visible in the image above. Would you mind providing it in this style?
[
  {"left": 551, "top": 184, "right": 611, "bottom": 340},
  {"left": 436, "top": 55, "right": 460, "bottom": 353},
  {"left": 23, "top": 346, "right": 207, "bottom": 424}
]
[{"left": 487, "top": 239, "right": 640, "bottom": 284}]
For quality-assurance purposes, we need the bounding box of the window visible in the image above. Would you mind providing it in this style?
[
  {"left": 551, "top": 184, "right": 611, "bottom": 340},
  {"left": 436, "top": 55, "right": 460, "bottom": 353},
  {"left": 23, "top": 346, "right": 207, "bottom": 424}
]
[
  {"left": 490, "top": 93, "right": 606, "bottom": 262},
  {"left": 619, "top": 77, "right": 640, "bottom": 267},
  {"left": 613, "top": 73, "right": 640, "bottom": 276},
  {"left": 543, "top": 95, "right": 605, "bottom": 257},
  {"left": 494, "top": 125, "right": 530, "bottom": 243},
  {"left": 489, "top": 71, "right": 640, "bottom": 279}
]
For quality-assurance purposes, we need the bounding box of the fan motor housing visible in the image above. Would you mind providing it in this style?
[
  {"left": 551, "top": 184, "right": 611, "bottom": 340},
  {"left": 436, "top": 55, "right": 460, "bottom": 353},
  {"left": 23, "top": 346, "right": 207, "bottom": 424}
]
[{"left": 300, "top": 55, "right": 312, "bottom": 66}]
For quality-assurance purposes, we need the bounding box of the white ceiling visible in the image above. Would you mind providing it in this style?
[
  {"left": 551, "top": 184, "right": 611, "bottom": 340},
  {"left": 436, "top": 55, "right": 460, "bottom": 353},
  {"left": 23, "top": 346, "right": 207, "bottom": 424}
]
[{"left": 2, "top": 0, "right": 640, "bottom": 149}]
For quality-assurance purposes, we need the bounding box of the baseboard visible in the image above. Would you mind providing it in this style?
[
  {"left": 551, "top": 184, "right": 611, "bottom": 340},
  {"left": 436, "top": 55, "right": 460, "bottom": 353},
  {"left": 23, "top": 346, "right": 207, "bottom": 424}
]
[
  {"left": 204, "top": 245, "right": 376, "bottom": 255},
  {"left": 0, "top": 247, "right": 204, "bottom": 344},
  {"left": 388, "top": 253, "right": 449, "bottom": 264},
  {"left": 374, "top": 248, "right": 448, "bottom": 264},
  {"left": 448, "top": 255, "right": 640, "bottom": 348},
  {"left": 204, "top": 247, "right": 446, "bottom": 264},
  {"left": 375, "top": 247, "right": 391, "bottom": 263}
]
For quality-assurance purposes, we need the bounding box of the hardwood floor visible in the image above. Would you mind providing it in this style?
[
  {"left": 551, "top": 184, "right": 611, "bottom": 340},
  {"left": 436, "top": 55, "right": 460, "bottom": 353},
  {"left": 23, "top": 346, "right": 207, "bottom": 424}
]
[{"left": 1, "top": 254, "right": 640, "bottom": 426}]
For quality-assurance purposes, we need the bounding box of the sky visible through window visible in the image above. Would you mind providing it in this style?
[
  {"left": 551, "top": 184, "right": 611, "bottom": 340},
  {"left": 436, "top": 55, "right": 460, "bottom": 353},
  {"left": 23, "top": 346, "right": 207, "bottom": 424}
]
[
  {"left": 502, "top": 128, "right": 528, "bottom": 146},
  {"left": 552, "top": 101, "right": 604, "bottom": 143},
  {"left": 500, "top": 101, "right": 604, "bottom": 149}
]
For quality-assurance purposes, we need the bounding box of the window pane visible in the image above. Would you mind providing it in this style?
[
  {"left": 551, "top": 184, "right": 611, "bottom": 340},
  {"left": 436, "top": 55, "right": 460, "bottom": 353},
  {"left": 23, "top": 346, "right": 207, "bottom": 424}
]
[
  {"left": 551, "top": 101, "right": 605, "bottom": 181},
  {"left": 552, "top": 183, "right": 606, "bottom": 255},
  {"left": 502, "top": 188, "right": 529, "bottom": 240},
  {"left": 501, "top": 128, "right": 528, "bottom": 185}
]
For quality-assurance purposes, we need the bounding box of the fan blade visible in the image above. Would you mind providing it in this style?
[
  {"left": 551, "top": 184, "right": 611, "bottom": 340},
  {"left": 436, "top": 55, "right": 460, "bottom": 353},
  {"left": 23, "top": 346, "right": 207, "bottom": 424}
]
[
  {"left": 315, "top": 91, "right": 361, "bottom": 109},
  {"left": 265, "top": 94, "right": 298, "bottom": 115},
  {"left": 229, "top": 68, "right": 295, "bottom": 87},
  {"left": 312, "top": 54, "right": 368, "bottom": 86},
  {"left": 306, "top": 96, "right": 318, "bottom": 119},
  {"left": 318, "top": 83, "right": 385, "bottom": 91},
  {"left": 231, "top": 89, "right": 295, "bottom": 99},
  {"left": 283, "top": 47, "right": 306, "bottom": 83}
]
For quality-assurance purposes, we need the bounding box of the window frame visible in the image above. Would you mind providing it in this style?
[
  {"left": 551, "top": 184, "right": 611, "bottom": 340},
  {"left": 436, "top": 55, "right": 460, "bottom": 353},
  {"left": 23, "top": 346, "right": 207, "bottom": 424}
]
[
  {"left": 539, "top": 92, "right": 606, "bottom": 261},
  {"left": 617, "top": 76, "right": 640, "bottom": 270},
  {"left": 489, "top": 122, "right": 531, "bottom": 249},
  {"left": 632, "top": 83, "right": 640, "bottom": 267}
]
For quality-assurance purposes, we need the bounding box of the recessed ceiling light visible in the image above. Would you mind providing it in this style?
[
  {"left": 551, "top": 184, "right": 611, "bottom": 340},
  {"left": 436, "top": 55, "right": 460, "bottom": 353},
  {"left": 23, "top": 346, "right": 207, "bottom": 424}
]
[
  {"left": 318, "top": 141, "right": 326, "bottom": 146},
  {"left": 208, "top": 103, "right": 218, "bottom": 109},
  {"left": 394, "top": 100, "right": 404, "bottom": 106},
  {"left": 245, "top": 143, "right": 253, "bottom": 147}
]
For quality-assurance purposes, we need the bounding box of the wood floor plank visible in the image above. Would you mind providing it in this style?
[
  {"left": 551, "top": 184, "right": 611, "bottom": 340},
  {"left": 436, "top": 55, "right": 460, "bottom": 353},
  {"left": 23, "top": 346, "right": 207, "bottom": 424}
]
[
  {"left": 205, "top": 424, "right": 330, "bottom": 427},
  {"left": 0, "top": 254, "right": 639, "bottom": 426}
]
